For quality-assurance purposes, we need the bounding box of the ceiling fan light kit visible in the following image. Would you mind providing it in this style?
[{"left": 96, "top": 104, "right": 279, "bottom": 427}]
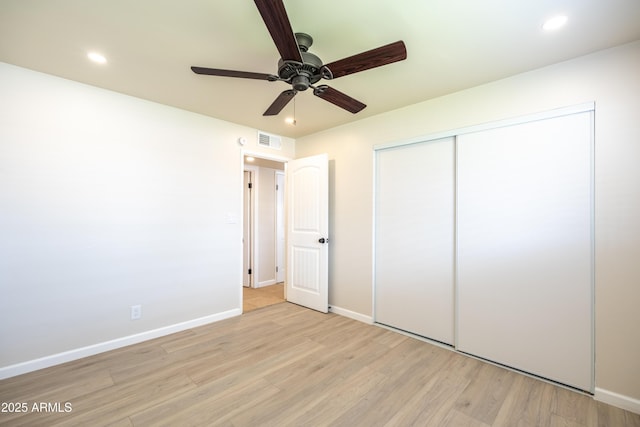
[{"left": 191, "top": 0, "right": 407, "bottom": 117}]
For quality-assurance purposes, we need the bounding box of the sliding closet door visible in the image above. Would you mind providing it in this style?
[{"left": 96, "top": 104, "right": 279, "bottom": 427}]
[
  {"left": 375, "top": 137, "right": 454, "bottom": 344},
  {"left": 457, "top": 112, "right": 593, "bottom": 391}
]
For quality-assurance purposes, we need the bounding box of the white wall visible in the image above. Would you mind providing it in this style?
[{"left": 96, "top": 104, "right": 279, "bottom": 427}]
[
  {"left": 296, "top": 41, "right": 640, "bottom": 407},
  {"left": 0, "top": 62, "right": 294, "bottom": 375}
]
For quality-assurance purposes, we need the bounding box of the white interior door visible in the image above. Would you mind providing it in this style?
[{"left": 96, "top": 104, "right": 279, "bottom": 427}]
[
  {"left": 375, "top": 137, "right": 455, "bottom": 344},
  {"left": 456, "top": 111, "right": 593, "bottom": 391},
  {"left": 286, "top": 153, "right": 329, "bottom": 313}
]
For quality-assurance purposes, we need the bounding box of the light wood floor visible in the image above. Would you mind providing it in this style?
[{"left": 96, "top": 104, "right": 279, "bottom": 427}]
[
  {"left": 243, "top": 283, "right": 285, "bottom": 313},
  {"left": 1, "top": 303, "right": 638, "bottom": 426}
]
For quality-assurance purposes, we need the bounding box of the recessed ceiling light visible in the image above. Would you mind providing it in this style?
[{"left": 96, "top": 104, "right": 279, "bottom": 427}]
[
  {"left": 87, "top": 52, "right": 107, "bottom": 64},
  {"left": 542, "top": 15, "right": 568, "bottom": 31},
  {"left": 246, "top": 156, "right": 255, "bottom": 162}
]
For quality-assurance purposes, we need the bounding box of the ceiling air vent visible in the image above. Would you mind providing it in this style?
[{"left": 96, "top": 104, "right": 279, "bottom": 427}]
[{"left": 257, "top": 131, "right": 282, "bottom": 150}]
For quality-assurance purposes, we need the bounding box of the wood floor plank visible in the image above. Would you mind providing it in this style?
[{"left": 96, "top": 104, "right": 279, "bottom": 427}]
[
  {"left": 329, "top": 339, "right": 456, "bottom": 426},
  {"left": 551, "top": 385, "right": 598, "bottom": 427},
  {"left": 187, "top": 329, "right": 326, "bottom": 386},
  {"left": 231, "top": 345, "right": 384, "bottom": 425},
  {"left": 366, "top": 334, "right": 436, "bottom": 376},
  {"left": 131, "top": 377, "right": 280, "bottom": 426},
  {"left": 190, "top": 337, "right": 323, "bottom": 392},
  {"left": 454, "top": 362, "right": 519, "bottom": 425},
  {"left": 2, "top": 371, "right": 195, "bottom": 427},
  {"left": 441, "top": 409, "right": 492, "bottom": 427},
  {"left": 549, "top": 413, "right": 586, "bottom": 427},
  {"left": 228, "top": 315, "right": 399, "bottom": 426},
  {"left": 262, "top": 325, "right": 388, "bottom": 391},
  {"left": 61, "top": 372, "right": 196, "bottom": 426},
  {"left": 596, "top": 401, "right": 625, "bottom": 427},
  {"left": 0, "top": 357, "right": 110, "bottom": 401},
  {"left": 373, "top": 327, "right": 411, "bottom": 348},
  {"left": 1, "top": 302, "right": 638, "bottom": 427},
  {"left": 287, "top": 366, "right": 387, "bottom": 426},
  {"left": 491, "top": 374, "right": 556, "bottom": 427},
  {"left": 105, "top": 417, "right": 133, "bottom": 427},
  {"left": 383, "top": 351, "right": 479, "bottom": 426},
  {"left": 0, "top": 366, "right": 114, "bottom": 406},
  {"left": 129, "top": 338, "right": 322, "bottom": 426},
  {"left": 618, "top": 407, "right": 640, "bottom": 426}
]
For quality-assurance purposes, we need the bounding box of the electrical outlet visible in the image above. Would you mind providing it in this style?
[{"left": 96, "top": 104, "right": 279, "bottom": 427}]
[{"left": 130, "top": 304, "right": 142, "bottom": 320}]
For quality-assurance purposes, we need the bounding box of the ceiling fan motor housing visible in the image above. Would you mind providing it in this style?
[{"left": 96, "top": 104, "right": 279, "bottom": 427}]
[
  {"left": 278, "top": 51, "right": 323, "bottom": 91},
  {"left": 277, "top": 33, "right": 324, "bottom": 91}
]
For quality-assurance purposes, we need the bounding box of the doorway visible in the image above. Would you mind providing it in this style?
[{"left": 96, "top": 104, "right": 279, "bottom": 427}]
[
  {"left": 241, "top": 152, "right": 330, "bottom": 314},
  {"left": 243, "top": 283, "right": 284, "bottom": 312},
  {"left": 242, "top": 155, "right": 286, "bottom": 311}
]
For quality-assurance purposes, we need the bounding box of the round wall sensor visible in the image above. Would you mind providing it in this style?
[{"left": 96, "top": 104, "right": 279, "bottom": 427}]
[{"left": 238, "top": 137, "right": 247, "bottom": 146}]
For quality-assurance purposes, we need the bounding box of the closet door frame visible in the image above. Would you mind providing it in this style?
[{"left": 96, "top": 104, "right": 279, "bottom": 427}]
[{"left": 372, "top": 102, "right": 594, "bottom": 391}]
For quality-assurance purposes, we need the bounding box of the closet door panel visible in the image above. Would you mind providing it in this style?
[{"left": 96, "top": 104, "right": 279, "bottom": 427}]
[
  {"left": 456, "top": 112, "right": 593, "bottom": 391},
  {"left": 375, "top": 137, "right": 454, "bottom": 344}
]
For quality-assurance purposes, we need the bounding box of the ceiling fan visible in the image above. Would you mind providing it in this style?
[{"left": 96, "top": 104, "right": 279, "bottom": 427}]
[{"left": 191, "top": 0, "right": 407, "bottom": 116}]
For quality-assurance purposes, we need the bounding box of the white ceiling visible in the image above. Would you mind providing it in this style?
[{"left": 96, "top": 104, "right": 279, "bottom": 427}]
[{"left": 1, "top": 1, "right": 639, "bottom": 138}]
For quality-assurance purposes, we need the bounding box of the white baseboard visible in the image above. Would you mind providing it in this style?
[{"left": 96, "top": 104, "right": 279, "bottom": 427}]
[
  {"left": 329, "top": 305, "right": 373, "bottom": 324},
  {"left": 595, "top": 387, "right": 640, "bottom": 415},
  {"left": 0, "top": 308, "right": 241, "bottom": 380}
]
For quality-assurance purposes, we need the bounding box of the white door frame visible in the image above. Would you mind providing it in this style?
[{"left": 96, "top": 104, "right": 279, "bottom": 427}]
[
  {"left": 240, "top": 151, "right": 328, "bottom": 314},
  {"left": 241, "top": 150, "right": 292, "bottom": 305},
  {"left": 276, "top": 171, "right": 286, "bottom": 283},
  {"left": 243, "top": 165, "right": 258, "bottom": 288}
]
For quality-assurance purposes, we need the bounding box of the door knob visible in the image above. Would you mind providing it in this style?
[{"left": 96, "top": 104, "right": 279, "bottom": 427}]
[{"left": 318, "top": 237, "right": 329, "bottom": 244}]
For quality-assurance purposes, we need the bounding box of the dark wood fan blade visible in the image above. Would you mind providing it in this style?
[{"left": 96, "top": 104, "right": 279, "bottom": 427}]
[
  {"left": 264, "top": 90, "right": 297, "bottom": 116},
  {"left": 191, "top": 66, "right": 276, "bottom": 80},
  {"left": 254, "top": 0, "right": 303, "bottom": 62},
  {"left": 313, "top": 85, "right": 366, "bottom": 114},
  {"left": 323, "top": 41, "right": 407, "bottom": 79}
]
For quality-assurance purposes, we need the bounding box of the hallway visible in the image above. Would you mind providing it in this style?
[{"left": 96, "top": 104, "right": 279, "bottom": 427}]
[{"left": 243, "top": 283, "right": 284, "bottom": 313}]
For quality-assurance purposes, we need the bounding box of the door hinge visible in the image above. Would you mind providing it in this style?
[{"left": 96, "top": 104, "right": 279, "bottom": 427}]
[
  {"left": 248, "top": 269, "right": 252, "bottom": 275},
  {"left": 276, "top": 184, "right": 279, "bottom": 190},
  {"left": 248, "top": 183, "right": 252, "bottom": 189},
  {"left": 276, "top": 266, "right": 279, "bottom": 272}
]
